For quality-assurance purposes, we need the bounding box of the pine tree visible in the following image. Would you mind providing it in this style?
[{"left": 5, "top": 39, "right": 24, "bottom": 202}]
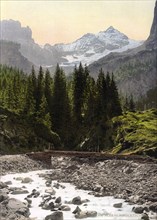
[
  {"left": 73, "top": 65, "right": 81, "bottom": 123},
  {"left": 24, "top": 75, "right": 36, "bottom": 116},
  {"left": 73, "top": 63, "right": 89, "bottom": 123},
  {"left": 96, "top": 68, "right": 107, "bottom": 118},
  {"left": 36, "top": 66, "right": 44, "bottom": 111},
  {"left": 5, "top": 80, "right": 14, "bottom": 110},
  {"left": 52, "top": 64, "right": 71, "bottom": 137},
  {"left": 109, "top": 73, "right": 122, "bottom": 117},
  {"left": 44, "top": 69, "right": 53, "bottom": 111},
  {"left": 85, "top": 76, "right": 96, "bottom": 124},
  {"left": 37, "top": 95, "right": 51, "bottom": 130}
]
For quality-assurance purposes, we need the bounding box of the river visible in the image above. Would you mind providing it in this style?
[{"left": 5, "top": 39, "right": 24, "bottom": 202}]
[{"left": 1, "top": 170, "right": 156, "bottom": 220}]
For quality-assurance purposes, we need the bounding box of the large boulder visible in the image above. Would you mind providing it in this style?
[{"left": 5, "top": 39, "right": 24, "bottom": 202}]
[
  {"left": 141, "top": 213, "right": 149, "bottom": 220},
  {"left": 55, "top": 196, "right": 61, "bottom": 204},
  {"left": 45, "top": 211, "right": 63, "bottom": 220},
  {"left": 72, "top": 206, "right": 82, "bottom": 214},
  {"left": 113, "top": 202, "right": 122, "bottom": 208},
  {"left": 7, "top": 198, "right": 27, "bottom": 209},
  {"left": 7, "top": 198, "right": 30, "bottom": 217},
  {"left": 42, "top": 200, "right": 55, "bottom": 210},
  {"left": 132, "top": 206, "right": 148, "bottom": 214},
  {"left": 22, "top": 177, "right": 33, "bottom": 184},
  {"left": 72, "top": 196, "right": 82, "bottom": 205}
]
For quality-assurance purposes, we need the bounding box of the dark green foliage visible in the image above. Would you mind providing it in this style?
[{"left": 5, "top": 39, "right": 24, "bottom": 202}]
[
  {"left": 51, "top": 65, "right": 72, "bottom": 146},
  {"left": 37, "top": 96, "right": 52, "bottom": 130},
  {"left": 0, "top": 64, "right": 123, "bottom": 152},
  {"left": 84, "top": 76, "right": 97, "bottom": 124},
  {"left": 109, "top": 73, "right": 122, "bottom": 117},
  {"left": 44, "top": 69, "right": 53, "bottom": 111},
  {"left": 96, "top": 68, "right": 107, "bottom": 118},
  {"left": 34, "top": 120, "right": 61, "bottom": 149},
  {"left": 36, "top": 66, "right": 44, "bottom": 111},
  {"left": 72, "top": 63, "right": 89, "bottom": 123},
  {"left": 24, "top": 75, "right": 36, "bottom": 115},
  {"left": 0, "top": 65, "right": 27, "bottom": 112}
]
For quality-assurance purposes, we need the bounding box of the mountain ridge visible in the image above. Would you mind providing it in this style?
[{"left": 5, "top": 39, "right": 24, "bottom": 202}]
[
  {"left": 88, "top": 0, "right": 157, "bottom": 100},
  {"left": 0, "top": 20, "right": 142, "bottom": 68},
  {"left": 45, "top": 26, "right": 142, "bottom": 66}
]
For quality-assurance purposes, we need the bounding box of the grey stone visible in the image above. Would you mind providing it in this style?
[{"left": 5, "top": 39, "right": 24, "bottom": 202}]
[
  {"left": 86, "top": 211, "right": 97, "bottom": 217},
  {"left": 73, "top": 206, "right": 82, "bottom": 214},
  {"left": 7, "top": 198, "right": 27, "bottom": 210},
  {"left": 113, "top": 202, "right": 122, "bottom": 208},
  {"left": 141, "top": 213, "right": 149, "bottom": 220},
  {"left": 4, "top": 181, "right": 12, "bottom": 185},
  {"left": 75, "top": 211, "right": 87, "bottom": 219},
  {"left": 45, "top": 188, "right": 56, "bottom": 195},
  {"left": 60, "top": 205, "right": 71, "bottom": 211},
  {"left": 132, "top": 206, "right": 145, "bottom": 214},
  {"left": 22, "top": 177, "right": 33, "bottom": 184},
  {"left": 11, "top": 189, "right": 29, "bottom": 195},
  {"left": 72, "top": 196, "right": 82, "bottom": 205},
  {"left": 44, "top": 211, "right": 63, "bottom": 220},
  {"left": 16, "top": 207, "right": 30, "bottom": 217},
  {"left": 55, "top": 196, "right": 61, "bottom": 204},
  {"left": 75, "top": 210, "right": 97, "bottom": 218}
]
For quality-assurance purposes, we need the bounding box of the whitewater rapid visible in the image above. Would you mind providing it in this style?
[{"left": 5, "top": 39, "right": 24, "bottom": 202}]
[{"left": 1, "top": 170, "right": 156, "bottom": 220}]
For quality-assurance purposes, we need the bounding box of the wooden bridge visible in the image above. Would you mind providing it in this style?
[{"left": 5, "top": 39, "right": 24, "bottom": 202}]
[{"left": 26, "top": 150, "right": 156, "bottom": 166}]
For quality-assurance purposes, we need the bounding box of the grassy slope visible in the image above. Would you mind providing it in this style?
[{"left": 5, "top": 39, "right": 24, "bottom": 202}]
[{"left": 112, "top": 109, "right": 157, "bottom": 157}]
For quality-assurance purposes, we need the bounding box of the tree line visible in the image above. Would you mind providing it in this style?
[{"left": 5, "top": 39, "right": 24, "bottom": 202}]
[{"left": 0, "top": 63, "right": 133, "bottom": 149}]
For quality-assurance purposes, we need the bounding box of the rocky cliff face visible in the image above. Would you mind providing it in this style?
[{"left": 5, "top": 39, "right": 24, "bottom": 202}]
[
  {"left": 0, "top": 20, "right": 64, "bottom": 67},
  {"left": 0, "top": 40, "right": 33, "bottom": 73},
  {"left": 0, "top": 20, "right": 33, "bottom": 44},
  {"left": 145, "top": 0, "right": 157, "bottom": 49}
]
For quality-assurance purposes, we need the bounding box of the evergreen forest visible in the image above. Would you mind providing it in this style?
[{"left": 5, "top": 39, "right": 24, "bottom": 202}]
[
  {"left": 0, "top": 64, "right": 124, "bottom": 149},
  {"left": 1, "top": 63, "right": 155, "bottom": 155}
]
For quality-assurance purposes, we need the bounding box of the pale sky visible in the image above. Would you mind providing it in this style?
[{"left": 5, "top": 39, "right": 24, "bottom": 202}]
[{"left": 0, "top": 0, "right": 156, "bottom": 45}]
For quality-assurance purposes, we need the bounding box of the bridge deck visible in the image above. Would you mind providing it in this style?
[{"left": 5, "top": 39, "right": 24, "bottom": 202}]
[{"left": 26, "top": 150, "right": 157, "bottom": 166}]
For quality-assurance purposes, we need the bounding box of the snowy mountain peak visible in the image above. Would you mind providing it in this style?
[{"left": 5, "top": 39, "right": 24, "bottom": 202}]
[
  {"left": 51, "top": 26, "right": 142, "bottom": 66},
  {"left": 81, "top": 33, "right": 95, "bottom": 38},
  {"left": 97, "top": 26, "right": 128, "bottom": 41},
  {"left": 105, "top": 26, "right": 116, "bottom": 32}
]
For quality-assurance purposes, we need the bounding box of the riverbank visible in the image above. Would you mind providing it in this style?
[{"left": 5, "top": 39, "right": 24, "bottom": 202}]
[{"left": 0, "top": 154, "right": 49, "bottom": 176}]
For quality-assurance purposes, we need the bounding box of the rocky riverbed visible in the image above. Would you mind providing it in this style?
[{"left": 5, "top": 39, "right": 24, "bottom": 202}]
[{"left": 0, "top": 154, "right": 157, "bottom": 220}]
